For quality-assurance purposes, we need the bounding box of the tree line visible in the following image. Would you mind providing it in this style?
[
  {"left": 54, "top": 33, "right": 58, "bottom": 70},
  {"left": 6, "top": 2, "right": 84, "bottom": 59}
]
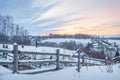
[
  {"left": 0, "top": 14, "right": 30, "bottom": 44},
  {"left": 48, "top": 33, "right": 93, "bottom": 39}
]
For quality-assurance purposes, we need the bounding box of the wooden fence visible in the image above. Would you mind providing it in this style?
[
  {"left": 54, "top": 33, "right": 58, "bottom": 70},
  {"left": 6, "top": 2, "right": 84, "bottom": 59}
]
[{"left": 0, "top": 43, "right": 106, "bottom": 73}]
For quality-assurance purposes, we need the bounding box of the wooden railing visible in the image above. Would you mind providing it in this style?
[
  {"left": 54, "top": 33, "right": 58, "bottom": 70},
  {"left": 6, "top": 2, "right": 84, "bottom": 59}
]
[{"left": 0, "top": 43, "right": 106, "bottom": 73}]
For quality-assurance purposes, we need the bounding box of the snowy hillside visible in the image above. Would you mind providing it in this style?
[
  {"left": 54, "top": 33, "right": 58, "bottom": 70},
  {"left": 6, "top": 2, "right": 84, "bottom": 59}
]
[
  {"left": 41, "top": 38, "right": 91, "bottom": 46},
  {"left": 0, "top": 39, "right": 120, "bottom": 80},
  {"left": 41, "top": 38, "right": 120, "bottom": 46},
  {"left": 0, "top": 44, "right": 76, "bottom": 55},
  {"left": 108, "top": 40, "right": 120, "bottom": 46}
]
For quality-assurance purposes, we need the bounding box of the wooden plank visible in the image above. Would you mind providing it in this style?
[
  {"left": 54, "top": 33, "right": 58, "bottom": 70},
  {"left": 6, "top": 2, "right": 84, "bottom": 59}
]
[
  {"left": 19, "top": 60, "right": 55, "bottom": 64},
  {"left": 59, "top": 54, "right": 71, "bottom": 57},
  {"left": 60, "top": 60, "right": 77, "bottom": 63},
  {"left": 0, "top": 61, "right": 13, "bottom": 65},
  {"left": 84, "top": 57, "right": 105, "bottom": 62},
  {"left": 101, "top": 39, "right": 111, "bottom": 45},
  {"left": 21, "top": 68, "right": 57, "bottom": 74},
  {"left": 20, "top": 51, "right": 71, "bottom": 57},
  {"left": 20, "top": 51, "right": 55, "bottom": 55},
  {"left": 0, "top": 49, "right": 13, "bottom": 53}
]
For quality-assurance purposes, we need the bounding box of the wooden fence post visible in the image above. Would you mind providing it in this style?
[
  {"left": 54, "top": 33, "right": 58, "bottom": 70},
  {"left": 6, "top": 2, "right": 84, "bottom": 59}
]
[
  {"left": 56, "top": 49, "right": 60, "bottom": 70},
  {"left": 76, "top": 49, "right": 81, "bottom": 72},
  {"left": 105, "top": 57, "right": 108, "bottom": 65},
  {"left": 82, "top": 55, "right": 85, "bottom": 66},
  {"left": 13, "top": 43, "right": 19, "bottom": 73},
  {"left": 78, "top": 51, "right": 80, "bottom": 72}
]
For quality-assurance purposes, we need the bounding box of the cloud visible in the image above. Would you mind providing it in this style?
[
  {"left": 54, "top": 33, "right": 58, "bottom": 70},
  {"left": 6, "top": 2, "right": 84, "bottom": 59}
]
[
  {"left": 59, "top": 17, "right": 89, "bottom": 27},
  {"left": 31, "top": 0, "right": 59, "bottom": 8},
  {"left": 31, "top": 0, "right": 60, "bottom": 23},
  {"left": 17, "top": 0, "right": 61, "bottom": 32},
  {"left": 1, "top": 0, "right": 120, "bottom": 35},
  {"left": 92, "top": 21, "right": 120, "bottom": 29},
  {"left": 21, "top": 0, "right": 120, "bottom": 35},
  {"left": 31, "top": 14, "right": 89, "bottom": 35},
  {"left": 26, "top": 0, "right": 90, "bottom": 35},
  {"left": 31, "top": 0, "right": 89, "bottom": 23}
]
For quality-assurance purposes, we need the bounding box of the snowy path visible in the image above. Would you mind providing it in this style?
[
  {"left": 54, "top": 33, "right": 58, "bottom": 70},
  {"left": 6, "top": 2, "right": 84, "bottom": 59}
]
[{"left": 0, "top": 64, "right": 120, "bottom": 80}]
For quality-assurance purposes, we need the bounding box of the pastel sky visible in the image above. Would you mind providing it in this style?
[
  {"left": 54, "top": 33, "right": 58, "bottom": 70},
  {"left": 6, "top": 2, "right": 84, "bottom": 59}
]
[{"left": 0, "top": 0, "right": 120, "bottom": 36}]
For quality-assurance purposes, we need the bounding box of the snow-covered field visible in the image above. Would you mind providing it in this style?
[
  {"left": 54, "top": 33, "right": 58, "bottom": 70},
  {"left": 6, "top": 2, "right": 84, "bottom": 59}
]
[
  {"left": 41, "top": 38, "right": 120, "bottom": 49},
  {"left": 0, "top": 64, "right": 120, "bottom": 80},
  {"left": 108, "top": 40, "right": 120, "bottom": 46},
  {"left": 0, "top": 43, "right": 76, "bottom": 56},
  {"left": 41, "top": 38, "right": 120, "bottom": 45},
  {"left": 0, "top": 38, "right": 120, "bottom": 80},
  {"left": 41, "top": 38, "right": 91, "bottom": 45}
]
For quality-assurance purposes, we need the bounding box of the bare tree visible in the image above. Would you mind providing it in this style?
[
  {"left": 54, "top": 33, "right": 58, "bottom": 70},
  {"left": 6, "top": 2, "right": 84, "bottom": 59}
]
[{"left": 0, "top": 14, "right": 30, "bottom": 44}]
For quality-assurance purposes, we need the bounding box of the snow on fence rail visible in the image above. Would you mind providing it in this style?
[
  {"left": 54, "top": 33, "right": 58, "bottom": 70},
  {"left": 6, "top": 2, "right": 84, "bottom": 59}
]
[
  {"left": 0, "top": 43, "right": 106, "bottom": 74},
  {"left": 0, "top": 44, "right": 61, "bottom": 73},
  {"left": 0, "top": 49, "right": 12, "bottom": 53},
  {"left": 0, "top": 61, "right": 13, "bottom": 65}
]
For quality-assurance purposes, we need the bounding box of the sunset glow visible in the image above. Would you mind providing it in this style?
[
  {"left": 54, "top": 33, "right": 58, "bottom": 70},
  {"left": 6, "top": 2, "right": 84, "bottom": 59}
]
[{"left": 0, "top": 0, "right": 120, "bottom": 36}]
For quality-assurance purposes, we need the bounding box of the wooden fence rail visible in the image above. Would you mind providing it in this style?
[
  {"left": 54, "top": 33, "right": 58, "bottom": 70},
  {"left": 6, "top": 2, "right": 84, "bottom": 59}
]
[
  {"left": 0, "top": 43, "right": 106, "bottom": 73},
  {"left": 0, "top": 44, "right": 67, "bottom": 73}
]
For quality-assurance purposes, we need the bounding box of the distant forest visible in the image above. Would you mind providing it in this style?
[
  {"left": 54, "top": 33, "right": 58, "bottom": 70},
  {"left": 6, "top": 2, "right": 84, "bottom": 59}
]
[
  {"left": 48, "top": 33, "right": 94, "bottom": 38},
  {"left": 35, "top": 33, "right": 95, "bottom": 40}
]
